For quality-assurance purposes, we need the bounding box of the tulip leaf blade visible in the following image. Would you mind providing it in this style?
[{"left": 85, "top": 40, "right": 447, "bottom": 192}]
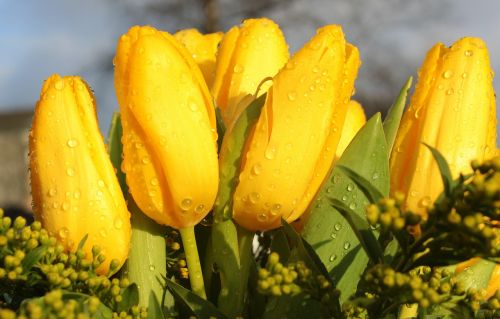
[
  {"left": 329, "top": 198, "right": 384, "bottom": 264},
  {"left": 383, "top": 76, "right": 413, "bottom": 155},
  {"left": 301, "top": 113, "right": 389, "bottom": 303},
  {"left": 163, "top": 277, "right": 228, "bottom": 319},
  {"left": 213, "top": 93, "right": 267, "bottom": 222},
  {"left": 117, "top": 283, "right": 140, "bottom": 312},
  {"left": 106, "top": 112, "right": 127, "bottom": 193},
  {"left": 147, "top": 290, "right": 165, "bottom": 319},
  {"left": 423, "top": 143, "right": 454, "bottom": 196},
  {"left": 455, "top": 259, "right": 496, "bottom": 291},
  {"left": 335, "top": 165, "right": 385, "bottom": 203}
]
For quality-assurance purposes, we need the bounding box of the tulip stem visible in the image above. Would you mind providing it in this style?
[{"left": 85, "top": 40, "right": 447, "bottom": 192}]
[{"left": 180, "top": 226, "right": 207, "bottom": 299}]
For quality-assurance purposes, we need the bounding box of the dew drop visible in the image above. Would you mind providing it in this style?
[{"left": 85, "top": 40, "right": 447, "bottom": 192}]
[
  {"left": 97, "top": 180, "right": 105, "bottom": 188},
  {"left": 150, "top": 178, "right": 159, "bottom": 186},
  {"left": 264, "top": 147, "right": 276, "bottom": 160},
  {"left": 330, "top": 233, "right": 337, "bottom": 239},
  {"left": 48, "top": 188, "right": 57, "bottom": 197},
  {"left": 99, "top": 229, "right": 108, "bottom": 237},
  {"left": 67, "top": 139, "right": 78, "bottom": 148},
  {"left": 257, "top": 213, "right": 268, "bottom": 222},
  {"left": 270, "top": 204, "right": 281, "bottom": 216},
  {"left": 54, "top": 80, "right": 65, "bottom": 90},
  {"left": 195, "top": 204, "right": 205, "bottom": 214},
  {"left": 349, "top": 202, "right": 357, "bottom": 210},
  {"left": 66, "top": 167, "right": 75, "bottom": 177},
  {"left": 342, "top": 195, "right": 348, "bottom": 201},
  {"left": 418, "top": 196, "right": 432, "bottom": 208},
  {"left": 461, "top": 72, "right": 468, "bottom": 79},
  {"left": 346, "top": 184, "right": 354, "bottom": 192},
  {"left": 287, "top": 91, "right": 297, "bottom": 101},
  {"left": 251, "top": 163, "right": 263, "bottom": 176},
  {"left": 233, "top": 64, "right": 244, "bottom": 73},
  {"left": 446, "top": 88, "right": 454, "bottom": 95},
  {"left": 334, "top": 223, "right": 342, "bottom": 231},
  {"left": 464, "top": 49, "right": 473, "bottom": 57},
  {"left": 249, "top": 192, "right": 261, "bottom": 204},
  {"left": 141, "top": 157, "right": 150, "bottom": 164},
  {"left": 180, "top": 198, "right": 193, "bottom": 211},
  {"left": 149, "top": 265, "right": 156, "bottom": 271},
  {"left": 343, "top": 241, "right": 351, "bottom": 250},
  {"left": 73, "top": 191, "right": 81, "bottom": 199},
  {"left": 329, "top": 254, "right": 337, "bottom": 262},
  {"left": 62, "top": 202, "right": 70, "bottom": 211},
  {"left": 442, "top": 70, "right": 454, "bottom": 79},
  {"left": 332, "top": 175, "right": 341, "bottom": 184},
  {"left": 372, "top": 172, "right": 380, "bottom": 180},
  {"left": 58, "top": 227, "right": 69, "bottom": 239},
  {"left": 114, "top": 217, "right": 123, "bottom": 229},
  {"left": 189, "top": 102, "right": 198, "bottom": 112},
  {"left": 326, "top": 187, "right": 334, "bottom": 193}
]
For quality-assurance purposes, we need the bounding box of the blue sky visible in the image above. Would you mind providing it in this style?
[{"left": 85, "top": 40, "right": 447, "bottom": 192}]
[{"left": 0, "top": 0, "right": 498, "bottom": 143}]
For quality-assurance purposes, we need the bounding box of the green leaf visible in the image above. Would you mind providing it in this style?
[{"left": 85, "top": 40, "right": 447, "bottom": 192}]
[
  {"left": 383, "top": 77, "right": 413, "bottom": 154},
  {"left": 213, "top": 94, "right": 266, "bottom": 222},
  {"left": 301, "top": 113, "right": 389, "bottom": 303},
  {"left": 270, "top": 228, "right": 291, "bottom": 262},
  {"left": 335, "top": 165, "right": 385, "bottom": 203},
  {"left": 164, "top": 277, "right": 228, "bottom": 319},
  {"left": 77, "top": 234, "right": 88, "bottom": 251},
  {"left": 423, "top": 143, "right": 454, "bottom": 196},
  {"left": 456, "top": 259, "right": 496, "bottom": 291},
  {"left": 147, "top": 290, "right": 165, "bottom": 319},
  {"left": 21, "top": 245, "right": 47, "bottom": 273},
  {"left": 106, "top": 112, "right": 127, "bottom": 193},
  {"left": 329, "top": 198, "right": 384, "bottom": 264},
  {"left": 117, "top": 283, "right": 139, "bottom": 312}
]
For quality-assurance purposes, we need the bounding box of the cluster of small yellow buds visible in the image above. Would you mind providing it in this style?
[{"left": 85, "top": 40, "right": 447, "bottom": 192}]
[
  {"left": 362, "top": 265, "right": 467, "bottom": 309},
  {"left": 475, "top": 290, "right": 500, "bottom": 318},
  {"left": 365, "top": 194, "right": 421, "bottom": 232},
  {"left": 342, "top": 302, "right": 369, "bottom": 319},
  {"left": 257, "top": 252, "right": 301, "bottom": 296},
  {"left": 111, "top": 305, "right": 148, "bottom": 319}
]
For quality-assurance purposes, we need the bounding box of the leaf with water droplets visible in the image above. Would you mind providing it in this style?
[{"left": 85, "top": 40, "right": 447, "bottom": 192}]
[
  {"left": 301, "top": 113, "right": 389, "bottom": 303},
  {"left": 329, "top": 198, "right": 383, "bottom": 264},
  {"left": 163, "top": 277, "right": 228, "bottom": 319},
  {"left": 383, "top": 77, "right": 412, "bottom": 155}
]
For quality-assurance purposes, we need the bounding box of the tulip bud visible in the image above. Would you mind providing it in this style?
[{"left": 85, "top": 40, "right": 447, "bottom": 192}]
[
  {"left": 336, "top": 100, "right": 366, "bottom": 157},
  {"left": 212, "top": 18, "right": 289, "bottom": 127},
  {"left": 29, "top": 74, "right": 131, "bottom": 274},
  {"left": 174, "top": 28, "right": 223, "bottom": 88},
  {"left": 114, "top": 26, "right": 219, "bottom": 229},
  {"left": 233, "top": 25, "right": 361, "bottom": 231},
  {"left": 390, "top": 37, "right": 497, "bottom": 218}
]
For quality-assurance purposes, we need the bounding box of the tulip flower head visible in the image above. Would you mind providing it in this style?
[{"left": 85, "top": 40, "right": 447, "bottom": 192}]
[
  {"left": 174, "top": 28, "right": 223, "bottom": 88},
  {"left": 390, "top": 37, "right": 497, "bottom": 218},
  {"left": 232, "top": 25, "right": 361, "bottom": 231},
  {"left": 29, "top": 74, "right": 131, "bottom": 274},
  {"left": 212, "top": 18, "right": 289, "bottom": 127},
  {"left": 114, "top": 26, "right": 219, "bottom": 229}
]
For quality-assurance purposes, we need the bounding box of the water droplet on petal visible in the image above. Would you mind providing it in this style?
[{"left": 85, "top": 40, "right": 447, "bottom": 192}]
[
  {"left": 270, "top": 203, "right": 281, "bottom": 216},
  {"left": 66, "top": 167, "right": 75, "bottom": 177},
  {"left": 418, "top": 196, "right": 431, "bottom": 208},
  {"left": 180, "top": 198, "right": 193, "bottom": 211},
  {"left": 265, "top": 147, "right": 276, "bottom": 160},
  {"left": 442, "top": 70, "right": 454, "bottom": 79},
  {"left": 446, "top": 88, "right": 454, "bottom": 95},
  {"left": 150, "top": 178, "right": 159, "bottom": 186},
  {"left": 67, "top": 139, "right": 78, "bottom": 148},
  {"left": 249, "top": 192, "right": 261, "bottom": 204},
  {"left": 97, "top": 180, "right": 105, "bottom": 188},
  {"left": 114, "top": 217, "right": 123, "bottom": 229},
  {"left": 233, "top": 64, "right": 244, "bottom": 73},
  {"left": 257, "top": 213, "right": 268, "bottom": 222},
  {"left": 48, "top": 188, "right": 57, "bottom": 197},
  {"left": 464, "top": 49, "right": 473, "bottom": 57},
  {"left": 287, "top": 91, "right": 297, "bottom": 101},
  {"left": 54, "top": 80, "right": 65, "bottom": 90},
  {"left": 58, "top": 227, "right": 69, "bottom": 239},
  {"left": 251, "top": 163, "right": 263, "bottom": 176},
  {"left": 195, "top": 204, "right": 205, "bottom": 214}
]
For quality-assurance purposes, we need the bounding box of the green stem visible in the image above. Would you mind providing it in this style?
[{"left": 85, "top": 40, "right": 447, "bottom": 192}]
[
  {"left": 237, "top": 225, "right": 254, "bottom": 308},
  {"left": 179, "top": 226, "right": 206, "bottom": 299},
  {"left": 127, "top": 200, "right": 166, "bottom": 307}
]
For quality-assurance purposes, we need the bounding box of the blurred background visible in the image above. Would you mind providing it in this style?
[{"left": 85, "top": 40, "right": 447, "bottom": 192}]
[{"left": 0, "top": 0, "right": 499, "bottom": 213}]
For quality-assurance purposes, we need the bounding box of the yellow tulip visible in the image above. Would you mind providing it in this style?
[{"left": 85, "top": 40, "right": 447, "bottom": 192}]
[
  {"left": 390, "top": 37, "right": 497, "bottom": 218},
  {"left": 29, "top": 74, "right": 131, "bottom": 274},
  {"left": 336, "top": 100, "right": 366, "bottom": 157},
  {"left": 212, "top": 18, "right": 289, "bottom": 127},
  {"left": 174, "top": 28, "right": 223, "bottom": 88},
  {"left": 232, "top": 25, "right": 361, "bottom": 231},
  {"left": 114, "top": 26, "right": 219, "bottom": 229}
]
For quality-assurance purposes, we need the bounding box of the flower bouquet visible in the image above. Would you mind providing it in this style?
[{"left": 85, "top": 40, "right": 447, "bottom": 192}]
[{"left": 0, "top": 18, "right": 498, "bottom": 319}]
